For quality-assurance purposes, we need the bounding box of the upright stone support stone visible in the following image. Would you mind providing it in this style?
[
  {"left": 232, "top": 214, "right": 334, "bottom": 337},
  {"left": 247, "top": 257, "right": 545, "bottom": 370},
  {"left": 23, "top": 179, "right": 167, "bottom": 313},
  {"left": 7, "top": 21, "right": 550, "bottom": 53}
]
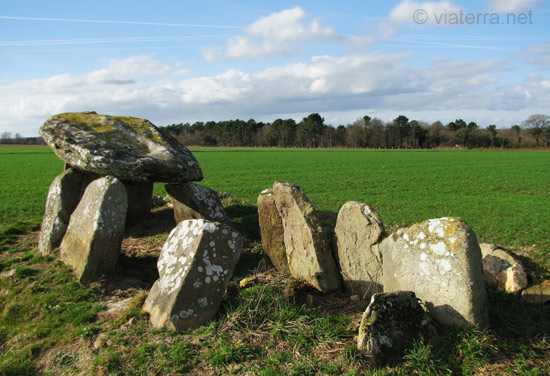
[
  {"left": 257, "top": 188, "right": 288, "bottom": 271},
  {"left": 124, "top": 182, "right": 154, "bottom": 225},
  {"left": 166, "top": 183, "right": 229, "bottom": 224},
  {"left": 59, "top": 176, "right": 128, "bottom": 284},
  {"left": 381, "top": 217, "right": 489, "bottom": 328},
  {"left": 272, "top": 181, "right": 341, "bottom": 292},
  {"left": 38, "top": 168, "right": 84, "bottom": 255},
  {"left": 334, "top": 201, "right": 385, "bottom": 297},
  {"left": 143, "top": 219, "right": 242, "bottom": 330}
]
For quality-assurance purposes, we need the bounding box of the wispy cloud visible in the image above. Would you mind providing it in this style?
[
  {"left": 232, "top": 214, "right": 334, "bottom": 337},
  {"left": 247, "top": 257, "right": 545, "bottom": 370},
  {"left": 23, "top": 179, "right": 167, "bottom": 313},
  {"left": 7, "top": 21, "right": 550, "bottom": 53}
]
[
  {"left": 0, "top": 15, "right": 240, "bottom": 29},
  {"left": 389, "top": 0, "right": 462, "bottom": 25},
  {"left": 0, "top": 36, "right": 233, "bottom": 47},
  {"left": 490, "top": 0, "right": 542, "bottom": 13}
]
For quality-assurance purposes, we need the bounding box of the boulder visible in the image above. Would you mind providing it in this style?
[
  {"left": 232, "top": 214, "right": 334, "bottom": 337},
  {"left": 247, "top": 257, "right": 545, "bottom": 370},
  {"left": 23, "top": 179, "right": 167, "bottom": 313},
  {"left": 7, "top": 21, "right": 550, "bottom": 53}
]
[
  {"left": 357, "top": 291, "right": 435, "bottom": 363},
  {"left": 143, "top": 219, "right": 242, "bottom": 330},
  {"left": 333, "top": 201, "right": 385, "bottom": 297},
  {"left": 38, "top": 168, "right": 85, "bottom": 254},
  {"left": 166, "top": 183, "right": 229, "bottom": 224},
  {"left": 497, "top": 264, "right": 528, "bottom": 293},
  {"left": 522, "top": 280, "right": 550, "bottom": 304},
  {"left": 39, "top": 112, "right": 202, "bottom": 183},
  {"left": 381, "top": 217, "right": 489, "bottom": 329},
  {"left": 124, "top": 182, "right": 154, "bottom": 224},
  {"left": 480, "top": 244, "right": 528, "bottom": 293},
  {"left": 272, "top": 181, "right": 341, "bottom": 292},
  {"left": 59, "top": 176, "right": 127, "bottom": 283},
  {"left": 257, "top": 188, "right": 288, "bottom": 270}
]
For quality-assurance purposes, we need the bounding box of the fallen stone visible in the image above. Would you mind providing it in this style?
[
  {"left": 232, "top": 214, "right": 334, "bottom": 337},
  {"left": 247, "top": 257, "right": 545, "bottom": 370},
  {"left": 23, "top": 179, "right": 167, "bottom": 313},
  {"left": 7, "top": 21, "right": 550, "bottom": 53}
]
[
  {"left": 381, "top": 217, "right": 489, "bottom": 329},
  {"left": 124, "top": 182, "right": 154, "bottom": 224},
  {"left": 40, "top": 111, "right": 203, "bottom": 183},
  {"left": 38, "top": 168, "right": 84, "bottom": 254},
  {"left": 522, "top": 280, "right": 550, "bottom": 304},
  {"left": 482, "top": 254, "right": 511, "bottom": 289},
  {"left": 272, "top": 181, "right": 341, "bottom": 292},
  {"left": 143, "top": 219, "right": 242, "bottom": 330},
  {"left": 257, "top": 188, "right": 288, "bottom": 271},
  {"left": 59, "top": 176, "right": 128, "bottom": 284},
  {"left": 357, "top": 291, "right": 435, "bottom": 363},
  {"left": 333, "top": 201, "right": 385, "bottom": 297},
  {"left": 497, "top": 264, "right": 528, "bottom": 293},
  {"left": 166, "top": 183, "right": 229, "bottom": 224}
]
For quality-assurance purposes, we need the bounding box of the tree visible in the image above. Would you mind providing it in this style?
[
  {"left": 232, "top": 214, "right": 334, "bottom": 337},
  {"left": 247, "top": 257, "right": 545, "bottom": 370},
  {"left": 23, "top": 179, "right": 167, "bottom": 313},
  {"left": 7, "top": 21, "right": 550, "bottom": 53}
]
[
  {"left": 297, "top": 113, "right": 325, "bottom": 147},
  {"left": 487, "top": 125, "right": 497, "bottom": 147},
  {"left": 521, "top": 114, "right": 550, "bottom": 148}
]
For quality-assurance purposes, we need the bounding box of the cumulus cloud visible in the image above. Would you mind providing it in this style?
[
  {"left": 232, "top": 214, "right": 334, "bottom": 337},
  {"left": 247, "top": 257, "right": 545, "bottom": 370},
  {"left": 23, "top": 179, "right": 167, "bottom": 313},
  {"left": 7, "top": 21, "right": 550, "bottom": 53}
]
[
  {"left": 389, "top": 0, "right": 462, "bottom": 25},
  {"left": 1, "top": 53, "right": 548, "bottom": 136},
  {"left": 202, "top": 6, "right": 338, "bottom": 60},
  {"left": 490, "top": 0, "right": 542, "bottom": 13}
]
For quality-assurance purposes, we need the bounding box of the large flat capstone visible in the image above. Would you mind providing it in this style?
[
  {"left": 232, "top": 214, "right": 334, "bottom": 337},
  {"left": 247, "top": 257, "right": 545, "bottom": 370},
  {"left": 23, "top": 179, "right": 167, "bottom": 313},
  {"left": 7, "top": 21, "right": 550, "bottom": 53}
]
[
  {"left": 59, "top": 176, "right": 128, "bottom": 284},
  {"left": 39, "top": 112, "right": 203, "bottom": 183},
  {"left": 143, "top": 219, "right": 242, "bottom": 330},
  {"left": 381, "top": 217, "right": 489, "bottom": 329}
]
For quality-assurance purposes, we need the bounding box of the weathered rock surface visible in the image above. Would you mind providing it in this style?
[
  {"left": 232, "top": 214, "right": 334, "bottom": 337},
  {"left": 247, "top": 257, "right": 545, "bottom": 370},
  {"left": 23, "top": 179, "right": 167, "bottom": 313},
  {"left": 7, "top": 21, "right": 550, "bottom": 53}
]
[
  {"left": 522, "top": 280, "right": 550, "bottom": 304},
  {"left": 257, "top": 188, "right": 288, "bottom": 270},
  {"left": 334, "top": 201, "right": 385, "bottom": 297},
  {"left": 272, "top": 181, "right": 341, "bottom": 292},
  {"left": 40, "top": 112, "right": 203, "bottom": 183},
  {"left": 480, "top": 244, "right": 528, "bottom": 293},
  {"left": 166, "top": 183, "right": 229, "bottom": 224},
  {"left": 143, "top": 219, "right": 242, "bottom": 330},
  {"left": 381, "top": 217, "right": 489, "bottom": 329},
  {"left": 59, "top": 176, "right": 127, "bottom": 283},
  {"left": 357, "top": 291, "right": 435, "bottom": 363},
  {"left": 124, "top": 182, "right": 154, "bottom": 224},
  {"left": 38, "top": 168, "right": 85, "bottom": 254},
  {"left": 497, "top": 264, "right": 528, "bottom": 293}
]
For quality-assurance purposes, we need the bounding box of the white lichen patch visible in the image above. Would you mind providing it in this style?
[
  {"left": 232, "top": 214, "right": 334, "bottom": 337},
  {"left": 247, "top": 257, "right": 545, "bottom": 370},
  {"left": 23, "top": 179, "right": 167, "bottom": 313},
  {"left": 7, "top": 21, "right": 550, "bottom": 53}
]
[
  {"left": 198, "top": 297, "right": 208, "bottom": 308},
  {"left": 430, "top": 242, "right": 447, "bottom": 256}
]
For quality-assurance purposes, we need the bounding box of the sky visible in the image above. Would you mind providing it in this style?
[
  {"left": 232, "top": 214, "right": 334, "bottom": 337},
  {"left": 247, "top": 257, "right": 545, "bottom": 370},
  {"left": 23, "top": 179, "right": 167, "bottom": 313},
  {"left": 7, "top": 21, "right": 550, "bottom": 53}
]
[{"left": 1, "top": 0, "right": 549, "bottom": 136}]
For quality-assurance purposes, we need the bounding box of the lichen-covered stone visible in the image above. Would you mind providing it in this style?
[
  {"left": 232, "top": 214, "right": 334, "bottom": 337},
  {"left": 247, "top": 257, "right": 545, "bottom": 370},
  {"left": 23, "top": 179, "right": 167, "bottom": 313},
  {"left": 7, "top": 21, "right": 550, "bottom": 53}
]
[
  {"left": 522, "top": 280, "right": 550, "bottom": 304},
  {"left": 357, "top": 291, "right": 435, "bottom": 363},
  {"left": 38, "top": 168, "right": 85, "bottom": 255},
  {"left": 272, "top": 181, "right": 340, "bottom": 292},
  {"left": 381, "top": 217, "right": 489, "bottom": 329},
  {"left": 257, "top": 188, "right": 288, "bottom": 271},
  {"left": 39, "top": 112, "right": 203, "bottom": 183},
  {"left": 124, "top": 182, "right": 154, "bottom": 224},
  {"left": 143, "top": 219, "right": 242, "bottom": 330},
  {"left": 334, "top": 201, "right": 385, "bottom": 297},
  {"left": 166, "top": 183, "right": 229, "bottom": 224},
  {"left": 59, "top": 176, "right": 127, "bottom": 283}
]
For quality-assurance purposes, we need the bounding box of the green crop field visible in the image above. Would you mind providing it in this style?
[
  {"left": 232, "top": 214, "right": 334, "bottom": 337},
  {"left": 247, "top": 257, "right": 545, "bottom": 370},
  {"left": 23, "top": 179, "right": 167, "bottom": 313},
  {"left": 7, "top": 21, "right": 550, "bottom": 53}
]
[
  {"left": 1, "top": 145, "right": 550, "bottom": 375},
  {"left": 1, "top": 146, "right": 549, "bottom": 253}
]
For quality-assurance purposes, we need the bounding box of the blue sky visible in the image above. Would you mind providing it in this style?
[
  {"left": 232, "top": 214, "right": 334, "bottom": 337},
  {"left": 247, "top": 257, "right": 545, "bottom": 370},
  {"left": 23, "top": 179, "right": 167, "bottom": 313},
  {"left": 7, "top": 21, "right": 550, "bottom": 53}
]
[{"left": 1, "top": 0, "right": 549, "bottom": 136}]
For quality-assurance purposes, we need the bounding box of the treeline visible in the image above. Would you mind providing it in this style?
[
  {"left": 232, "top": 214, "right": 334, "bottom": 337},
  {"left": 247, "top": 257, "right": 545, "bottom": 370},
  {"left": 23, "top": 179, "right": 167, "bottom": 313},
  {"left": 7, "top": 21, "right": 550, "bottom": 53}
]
[
  {"left": 0, "top": 132, "right": 45, "bottom": 145},
  {"left": 161, "top": 113, "right": 550, "bottom": 149}
]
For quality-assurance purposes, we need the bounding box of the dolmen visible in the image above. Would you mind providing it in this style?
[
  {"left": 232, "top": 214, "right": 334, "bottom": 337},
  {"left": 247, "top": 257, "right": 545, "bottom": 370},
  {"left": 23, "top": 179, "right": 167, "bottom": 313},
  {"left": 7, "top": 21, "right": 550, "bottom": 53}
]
[
  {"left": 258, "top": 182, "right": 490, "bottom": 330},
  {"left": 38, "top": 111, "right": 208, "bottom": 283}
]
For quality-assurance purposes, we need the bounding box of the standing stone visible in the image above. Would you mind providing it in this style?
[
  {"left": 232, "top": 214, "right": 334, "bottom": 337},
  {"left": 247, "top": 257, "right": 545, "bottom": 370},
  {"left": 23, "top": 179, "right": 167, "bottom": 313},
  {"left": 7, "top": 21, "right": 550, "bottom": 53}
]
[
  {"left": 272, "top": 181, "right": 340, "bottom": 292},
  {"left": 334, "top": 201, "right": 385, "bottom": 297},
  {"left": 381, "top": 217, "right": 489, "bottom": 328},
  {"left": 38, "top": 168, "right": 84, "bottom": 255},
  {"left": 357, "top": 291, "right": 435, "bottom": 363},
  {"left": 166, "top": 183, "right": 229, "bottom": 224},
  {"left": 39, "top": 112, "right": 203, "bottom": 183},
  {"left": 257, "top": 188, "right": 288, "bottom": 271},
  {"left": 143, "top": 219, "right": 242, "bottom": 330},
  {"left": 124, "top": 182, "right": 154, "bottom": 225},
  {"left": 59, "top": 176, "right": 127, "bottom": 284}
]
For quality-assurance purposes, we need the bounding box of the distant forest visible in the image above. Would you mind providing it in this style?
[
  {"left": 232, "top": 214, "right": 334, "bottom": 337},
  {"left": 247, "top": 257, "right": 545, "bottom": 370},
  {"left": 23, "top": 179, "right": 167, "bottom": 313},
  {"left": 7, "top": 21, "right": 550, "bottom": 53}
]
[
  {"left": 1, "top": 113, "right": 548, "bottom": 148},
  {"left": 160, "top": 113, "right": 550, "bottom": 149}
]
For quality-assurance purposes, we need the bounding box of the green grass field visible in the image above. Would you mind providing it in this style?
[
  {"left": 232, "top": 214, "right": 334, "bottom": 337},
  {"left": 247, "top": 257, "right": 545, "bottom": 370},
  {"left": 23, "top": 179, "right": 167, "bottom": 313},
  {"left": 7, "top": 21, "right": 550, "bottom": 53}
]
[
  {"left": 2, "top": 146, "right": 548, "bottom": 253},
  {"left": 1, "top": 146, "right": 549, "bottom": 375}
]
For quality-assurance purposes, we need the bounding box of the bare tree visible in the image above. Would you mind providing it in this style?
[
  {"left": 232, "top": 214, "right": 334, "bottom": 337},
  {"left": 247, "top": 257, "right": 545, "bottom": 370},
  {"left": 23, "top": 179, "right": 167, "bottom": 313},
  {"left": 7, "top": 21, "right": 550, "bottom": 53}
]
[{"left": 521, "top": 114, "right": 550, "bottom": 148}]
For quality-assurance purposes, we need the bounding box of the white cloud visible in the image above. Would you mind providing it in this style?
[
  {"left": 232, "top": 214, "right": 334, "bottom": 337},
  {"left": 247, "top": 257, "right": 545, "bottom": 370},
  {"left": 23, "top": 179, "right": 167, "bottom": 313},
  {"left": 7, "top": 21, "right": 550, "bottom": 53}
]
[
  {"left": 202, "top": 6, "right": 338, "bottom": 60},
  {"left": 522, "top": 44, "right": 550, "bottom": 69},
  {"left": 389, "top": 0, "right": 462, "bottom": 25},
  {"left": 490, "top": 0, "right": 542, "bottom": 13},
  {"left": 1, "top": 53, "right": 548, "bottom": 136}
]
